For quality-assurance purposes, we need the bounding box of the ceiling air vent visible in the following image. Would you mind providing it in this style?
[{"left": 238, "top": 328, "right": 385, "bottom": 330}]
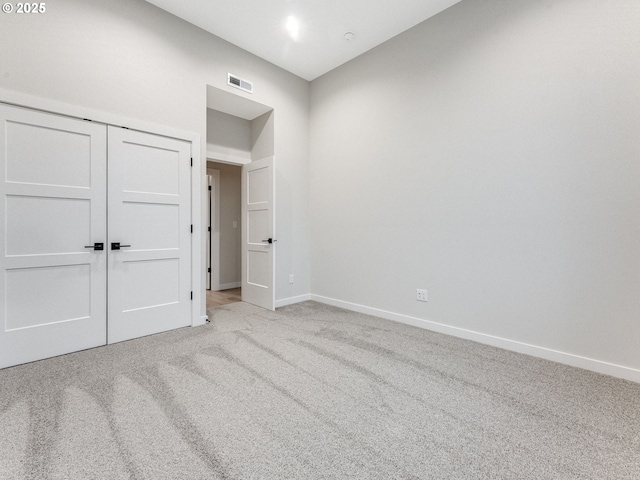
[{"left": 227, "top": 73, "right": 253, "bottom": 94}]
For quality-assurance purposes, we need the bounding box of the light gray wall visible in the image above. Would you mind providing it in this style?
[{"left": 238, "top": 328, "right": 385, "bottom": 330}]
[
  {"left": 207, "top": 109, "right": 251, "bottom": 163},
  {"left": 208, "top": 162, "right": 241, "bottom": 287},
  {"left": 251, "top": 111, "right": 275, "bottom": 161},
  {"left": 310, "top": 0, "right": 640, "bottom": 370},
  {"left": 0, "top": 0, "right": 311, "bottom": 310}
]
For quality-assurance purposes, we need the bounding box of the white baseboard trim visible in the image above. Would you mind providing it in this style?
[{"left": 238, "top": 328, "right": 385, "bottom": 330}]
[
  {"left": 310, "top": 294, "right": 640, "bottom": 384},
  {"left": 275, "top": 294, "right": 312, "bottom": 308},
  {"left": 218, "top": 282, "right": 241, "bottom": 290}
]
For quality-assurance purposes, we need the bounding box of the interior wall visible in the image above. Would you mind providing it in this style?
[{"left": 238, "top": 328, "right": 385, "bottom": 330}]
[
  {"left": 251, "top": 111, "right": 275, "bottom": 161},
  {"left": 0, "top": 0, "right": 311, "bottom": 313},
  {"left": 207, "top": 161, "right": 241, "bottom": 288},
  {"left": 207, "top": 109, "right": 251, "bottom": 164},
  {"left": 310, "top": 0, "right": 640, "bottom": 373}
]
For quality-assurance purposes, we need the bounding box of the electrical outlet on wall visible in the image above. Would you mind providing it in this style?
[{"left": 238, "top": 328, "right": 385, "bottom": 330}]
[
  {"left": 417, "top": 289, "right": 428, "bottom": 302},
  {"left": 289, "top": 274, "right": 294, "bottom": 284}
]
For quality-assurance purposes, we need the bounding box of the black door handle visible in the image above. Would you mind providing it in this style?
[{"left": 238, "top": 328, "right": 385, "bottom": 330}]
[
  {"left": 111, "top": 242, "right": 131, "bottom": 250},
  {"left": 84, "top": 242, "right": 104, "bottom": 251},
  {"left": 261, "top": 238, "right": 277, "bottom": 244}
]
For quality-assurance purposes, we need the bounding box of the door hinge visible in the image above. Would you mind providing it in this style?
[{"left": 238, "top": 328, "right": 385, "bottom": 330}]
[
  {"left": 190, "top": 291, "right": 193, "bottom": 300},
  {"left": 190, "top": 157, "right": 193, "bottom": 167},
  {"left": 207, "top": 267, "right": 211, "bottom": 273},
  {"left": 208, "top": 185, "right": 212, "bottom": 191},
  {"left": 83, "top": 118, "right": 92, "bottom": 122},
  {"left": 207, "top": 226, "right": 211, "bottom": 232},
  {"left": 190, "top": 224, "right": 193, "bottom": 233}
]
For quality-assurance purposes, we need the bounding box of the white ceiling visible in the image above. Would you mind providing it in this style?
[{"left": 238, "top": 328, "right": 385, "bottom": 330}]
[{"left": 145, "top": 0, "right": 462, "bottom": 81}]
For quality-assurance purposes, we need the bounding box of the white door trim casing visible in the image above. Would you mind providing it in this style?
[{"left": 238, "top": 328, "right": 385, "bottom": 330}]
[
  {"left": 207, "top": 168, "right": 221, "bottom": 291},
  {"left": 0, "top": 88, "right": 204, "bottom": 329},
  {"left": 206, "top": 174, "right": 212, "bottom": 290}
]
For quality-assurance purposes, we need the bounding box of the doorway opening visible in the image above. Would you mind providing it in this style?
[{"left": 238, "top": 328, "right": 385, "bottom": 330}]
[
  {"left": 205, "top": 85, "right": 275, "bottom": 312},
  {"left": 206, "top": 160, "right": 242, "bottom": 309}
]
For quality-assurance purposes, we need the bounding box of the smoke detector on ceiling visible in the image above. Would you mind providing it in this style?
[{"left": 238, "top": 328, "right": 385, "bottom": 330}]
[
  {"left": 344, "top": 32, "right": 356, "bottom": 41},
  {"left": 227, "top": 73, "right": 253, "bottom": 94}
]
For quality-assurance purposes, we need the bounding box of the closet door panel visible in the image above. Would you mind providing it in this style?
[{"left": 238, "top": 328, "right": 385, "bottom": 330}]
[
  {"left": 0, "top": 105, "right": 107, "bottom": 369},
  {"left": 107, "top": 127, "right": 191, "bottom": 344}
]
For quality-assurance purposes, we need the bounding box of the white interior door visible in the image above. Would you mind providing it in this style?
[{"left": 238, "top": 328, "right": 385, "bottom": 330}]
[
  {"left": 241, "top": 156, "right": 275, "bottom": 310},
  {"left": 107, "top": 127, "right": 192, "bottom": 343},
  {"left": 0, "top": 104, "right": 107, "bottom": 369}
]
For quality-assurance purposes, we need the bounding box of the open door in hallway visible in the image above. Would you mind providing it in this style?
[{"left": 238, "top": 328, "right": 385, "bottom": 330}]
[{"left": 241, "top": 156, "right": 275, "bottom": 310}]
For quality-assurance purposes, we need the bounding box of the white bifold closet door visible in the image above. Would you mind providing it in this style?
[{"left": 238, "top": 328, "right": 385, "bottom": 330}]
[
  {"left": 0, "top": 105, "right": 107, "bottom": 369},
  {"left": 0, "top": 105, "right": 192, "bottom": 369}
]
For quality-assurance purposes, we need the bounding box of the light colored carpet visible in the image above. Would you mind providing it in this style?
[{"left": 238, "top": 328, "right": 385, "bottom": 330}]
[{"left": 1, "top": 301, "right": 639, "bottom": 479}]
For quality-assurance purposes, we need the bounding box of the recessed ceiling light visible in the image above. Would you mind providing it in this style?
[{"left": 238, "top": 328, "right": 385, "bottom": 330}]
[
  {"left": 344, "top": 31, "right": 356, "bottom": 41},
  {"left": 286, "top": 16, "right": 300, "bottom": 40}
]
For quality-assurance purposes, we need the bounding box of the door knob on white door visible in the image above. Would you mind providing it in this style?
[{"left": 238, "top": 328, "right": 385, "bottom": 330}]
[
  {"left": 84, "top": 243, "right": 104, "bottom": 251},
  {"left": 111, "top": 242, "right": 131, "bottom": 250},
  {"left": 261, "top": 238, "right": 276, "bottom": 244}
]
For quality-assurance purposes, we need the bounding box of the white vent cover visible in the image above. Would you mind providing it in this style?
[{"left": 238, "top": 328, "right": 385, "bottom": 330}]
[{"left": 227, "top": 73, "right": 253, "bottom": 94}]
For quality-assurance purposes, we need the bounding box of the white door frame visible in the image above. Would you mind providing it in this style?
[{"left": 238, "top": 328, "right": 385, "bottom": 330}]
[
  {"left": 207, "top": 168, "right": 221, "bottom": 291},
  {"left": 0, "top": 88, "right": 206, "bottom": 328},
  {"left": 206, "top": 174, "right": 212, "bottom": 290}
]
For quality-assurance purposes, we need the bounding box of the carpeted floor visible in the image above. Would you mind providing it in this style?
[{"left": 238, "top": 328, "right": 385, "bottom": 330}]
[{"left": 1, "top": 301, "right": 639, "bottom": 479}]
